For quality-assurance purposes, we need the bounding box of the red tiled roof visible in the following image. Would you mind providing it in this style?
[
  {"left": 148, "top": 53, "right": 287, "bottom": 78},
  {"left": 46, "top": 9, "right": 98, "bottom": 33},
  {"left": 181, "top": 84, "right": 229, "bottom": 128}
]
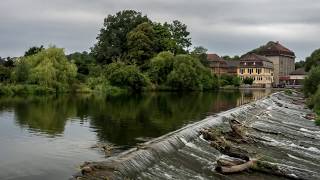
[
  {"left": 207, "top": 54, "right": 223, "bottom": 61},
  {"left": 239, "top": 53, "right": 273, "bottom": 68},
  {"left": 256, "top": 41, "right": 295, "bottom": 57},
  {"left": 290, "top": 68, "right": 307, "bottom": 75},
  {"left": 240, "top": 53, "right": 272, "bottom": 63}
]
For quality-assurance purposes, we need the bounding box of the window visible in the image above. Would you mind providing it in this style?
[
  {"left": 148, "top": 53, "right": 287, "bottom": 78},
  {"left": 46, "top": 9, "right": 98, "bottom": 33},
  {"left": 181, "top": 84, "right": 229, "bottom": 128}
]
[
  {"left": 256, "top": 68, "right": 262, "bottom": 74},
  {"left": 240, "top": 68, "right": 245, "bottom": 74}
]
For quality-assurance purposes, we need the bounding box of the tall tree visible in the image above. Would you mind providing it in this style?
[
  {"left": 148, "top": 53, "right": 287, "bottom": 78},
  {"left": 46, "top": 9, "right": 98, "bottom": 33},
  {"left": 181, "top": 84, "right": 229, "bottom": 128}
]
[
  {"left": 127, "top": 22, "right": 156, "bottom": 67},
  {"left": 191, "top": 46, "right": 208, "bottom": 67},
  {"left": 166, "top": 20, "right": 192, "bottom": 54},
  {"left": 24, "top": 45, "right": 45, "bottom": 57},
  {"left": 152, "top": 23, "right": 177, "bottom": 53},
  {"left": 92, "top": 10, "right": 150, "bottom": 64}
]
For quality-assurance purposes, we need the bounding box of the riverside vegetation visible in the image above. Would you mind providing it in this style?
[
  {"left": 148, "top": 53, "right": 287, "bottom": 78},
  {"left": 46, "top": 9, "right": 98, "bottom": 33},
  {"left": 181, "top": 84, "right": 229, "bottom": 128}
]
[
  {"left": 0, "top": 10, "right": 227, "bottom": 96},
  {"left": 0, "top": 10, "right": 286, "bottom": 95},
  {"left": 303, "top": 48, "right": 320, "bottom": 125}
]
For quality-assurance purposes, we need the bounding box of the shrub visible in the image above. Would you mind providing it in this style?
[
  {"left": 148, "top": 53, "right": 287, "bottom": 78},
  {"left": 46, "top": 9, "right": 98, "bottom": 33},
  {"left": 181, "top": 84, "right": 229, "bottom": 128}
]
[
  {"left": 232, "top": 76, "right": 241, "bottom": 87},
  {"left": 148, "top": 52, "right": 174, "bottom": 84},
  {"left": 304, "top": 66, "right": 320, "bottom": 97},
  {"left": 243, "top": 77, "right": 254, "bottom": 85},
  {"left": 105, "top": 62, "right": 150, "bottom": 91},
  {"left": 219, "top": 75, "right": 241, "bottom": 87},
  {"left": 166, "top": 54, "right": 218, "bottom": 90}
]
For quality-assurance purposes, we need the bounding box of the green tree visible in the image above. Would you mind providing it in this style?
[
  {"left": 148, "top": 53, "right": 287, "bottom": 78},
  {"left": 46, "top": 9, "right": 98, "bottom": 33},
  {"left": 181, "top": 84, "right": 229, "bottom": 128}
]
[
  {"left": 166, "top": 54, "right": 217, "bottom": 90},
  {"left": 0, "top": 65, "right": 11, "bottom": 82},
  {"left": 243, "top": 77, "right": 254, "bottom": 85},
  {"left": 232, "top": 76, "right": 241, "bottom": 87},
  {"left": 14, "top": 47, "right": 77, "bottom": 91},
  {"left": 67, "top": 51, "right": 96, "bottom": 81},
  {"left": 92, "top": 10, "right": 150, "bottom": 64},
  {"left": 105, "top": 62, "right": 149, "bottom": 91},
  {"left": 12, "top": 59, "right": 30, "bottom": 83},
  {"left": 148, "top": 52, "right": 175, "bottom": 84},
  {"left": 24, "top": 45, "right": 45, "bottom": 57},
  {"left": 166, "top": 20, "right": 192, "bottom": 54},
  {"left": 305, "top": 49, "right": 320, "bottom": 72},
  {"left": 127, "top": 22, "right": 156, "bottom": 67},
  {"left": 304, "top": 66, "right": 320, "bottom": 97},
  {"left": 295, "top": 61, "right": 305, "bottom": 69},
  {"left": 152, "top": 23, "right": 177, "bottom": 53},
  {"left": 191, "top": 46, "right": 208, "bottom": 66}
]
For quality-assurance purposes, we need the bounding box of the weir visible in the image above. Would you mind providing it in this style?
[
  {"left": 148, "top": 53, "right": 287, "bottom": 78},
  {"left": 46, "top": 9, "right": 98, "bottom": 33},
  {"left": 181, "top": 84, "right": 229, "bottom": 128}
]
[{"left": 75, "top": 91, "right": 320, "bottom": 180}]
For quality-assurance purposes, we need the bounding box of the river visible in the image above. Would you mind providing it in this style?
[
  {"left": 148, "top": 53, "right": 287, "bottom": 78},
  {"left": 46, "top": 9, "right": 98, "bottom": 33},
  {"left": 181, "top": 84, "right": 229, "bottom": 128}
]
[{"left": 0, "top": 89, "right": 272, "bottom": 180}]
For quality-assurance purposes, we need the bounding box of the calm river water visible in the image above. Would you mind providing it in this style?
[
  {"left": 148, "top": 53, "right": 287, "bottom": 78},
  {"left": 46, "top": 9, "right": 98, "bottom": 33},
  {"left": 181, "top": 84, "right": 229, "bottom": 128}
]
[{"left": 0, "top": 89, "right": 272, "bottom": 180}]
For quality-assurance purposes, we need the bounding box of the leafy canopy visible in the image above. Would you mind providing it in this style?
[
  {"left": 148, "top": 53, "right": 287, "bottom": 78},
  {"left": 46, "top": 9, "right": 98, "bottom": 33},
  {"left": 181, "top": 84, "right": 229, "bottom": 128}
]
[
  {"left": 305, "top": 49, "right": 320, "bottom": 72},
  {"left": 92, "top": 10, "right": 192, "bottom": 66},
  {"left": 13, "top": 47, "right": 77, "bottom": 91}
]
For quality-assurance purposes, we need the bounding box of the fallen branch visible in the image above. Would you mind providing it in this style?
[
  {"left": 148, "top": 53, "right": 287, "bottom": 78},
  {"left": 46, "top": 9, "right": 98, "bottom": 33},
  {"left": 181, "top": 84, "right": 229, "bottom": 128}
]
[{"left": 216, "top": 159, "right": 257, "bottom": 174}]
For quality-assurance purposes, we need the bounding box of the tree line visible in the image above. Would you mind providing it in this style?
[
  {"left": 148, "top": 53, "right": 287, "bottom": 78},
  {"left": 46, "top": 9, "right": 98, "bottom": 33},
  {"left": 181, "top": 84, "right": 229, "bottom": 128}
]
[{"left": 0, "top": 10, "right": 220, "bottom": 95}]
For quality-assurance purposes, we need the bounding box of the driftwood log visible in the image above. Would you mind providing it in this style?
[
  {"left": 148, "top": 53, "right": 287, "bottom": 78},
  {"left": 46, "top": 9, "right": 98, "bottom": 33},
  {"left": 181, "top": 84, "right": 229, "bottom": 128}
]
[{"left": 216, "top": 159, "right": 257, "bottom": 174}]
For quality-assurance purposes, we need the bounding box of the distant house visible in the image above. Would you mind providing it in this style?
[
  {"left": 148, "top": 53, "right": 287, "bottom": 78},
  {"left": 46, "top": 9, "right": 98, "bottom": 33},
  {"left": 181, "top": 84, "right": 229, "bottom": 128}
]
[
  {"left": 289, "top": 68, "right": 307, "bottom": 85},
  {"left": 238, "top": 53, "right": 274, "bottom": 88},
  {"left": 225, "top": 60, "right": 239, "bottom": 76},
  {"left": 253, "top": 41, "right": 295, "bottom": 85},
  {"left": 207, "top": 54, "right": 228, "bottom": 76}
]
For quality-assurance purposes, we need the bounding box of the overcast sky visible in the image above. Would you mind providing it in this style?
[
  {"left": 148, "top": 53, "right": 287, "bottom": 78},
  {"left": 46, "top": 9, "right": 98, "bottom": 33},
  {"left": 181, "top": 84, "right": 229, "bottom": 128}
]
[{"left": 1, "top": 0, "right": 320, "bottom": 60}]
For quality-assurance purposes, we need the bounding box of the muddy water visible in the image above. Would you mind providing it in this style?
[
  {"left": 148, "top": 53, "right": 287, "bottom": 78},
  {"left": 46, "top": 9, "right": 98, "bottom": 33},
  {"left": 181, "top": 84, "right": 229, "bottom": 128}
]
[{"left": 0, "top": 89, "right": 271, "bottom": 180}]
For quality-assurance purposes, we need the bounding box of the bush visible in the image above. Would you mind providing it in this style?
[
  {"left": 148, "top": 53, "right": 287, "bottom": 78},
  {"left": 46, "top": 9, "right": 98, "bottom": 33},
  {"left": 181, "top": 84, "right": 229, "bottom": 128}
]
[
  {"left": 232, "top": 76, "right": 241, "bottom": 87},
  {"left": 243, "top": 77, "right": 254, "bottom": 85},
  {"left": 105, "top": 62, "right": 150, "bottom": 91},
  {"left": 166, "top": 54, "right": 218, "bottom": 90},
  {"left": 284, "top": 89, "right": 292, "bottom": 95},
  {"left": 0, "top": 84, "right": 54, "bottom": 96},
  {"left": 148, "top": 52, "right": 174, "bottom": 84},
  {"left": 219, "top": 75, "right": 241, "bottom": 87},
  {"left": 304, "top": 66, "right": 320, "bottom": 97}
]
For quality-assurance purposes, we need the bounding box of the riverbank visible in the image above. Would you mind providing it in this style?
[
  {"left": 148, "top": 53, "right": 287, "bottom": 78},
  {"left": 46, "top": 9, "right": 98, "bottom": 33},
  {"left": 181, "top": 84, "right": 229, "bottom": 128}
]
[{"left": 73, "top": 91, "right": 320, "bottom": 180}]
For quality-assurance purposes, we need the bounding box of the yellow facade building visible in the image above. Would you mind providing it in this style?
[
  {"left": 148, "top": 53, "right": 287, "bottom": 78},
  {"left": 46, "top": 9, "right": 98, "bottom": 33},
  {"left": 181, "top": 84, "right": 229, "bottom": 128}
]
[{"left": 237, "top": 54, "right": 274, "bottom": 88}]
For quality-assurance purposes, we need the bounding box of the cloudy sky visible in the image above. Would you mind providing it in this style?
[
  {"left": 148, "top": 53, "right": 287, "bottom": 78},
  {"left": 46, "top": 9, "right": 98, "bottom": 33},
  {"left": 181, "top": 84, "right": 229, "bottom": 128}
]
[{"left": 1, "top": 0, "right": 320, "bottom": 60}]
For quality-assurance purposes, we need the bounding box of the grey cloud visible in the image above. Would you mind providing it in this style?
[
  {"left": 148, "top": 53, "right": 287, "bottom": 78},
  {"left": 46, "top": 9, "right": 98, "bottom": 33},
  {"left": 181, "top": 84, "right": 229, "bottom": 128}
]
[{"left": 1, "top": 0, "right": 320, "bottom": 60}]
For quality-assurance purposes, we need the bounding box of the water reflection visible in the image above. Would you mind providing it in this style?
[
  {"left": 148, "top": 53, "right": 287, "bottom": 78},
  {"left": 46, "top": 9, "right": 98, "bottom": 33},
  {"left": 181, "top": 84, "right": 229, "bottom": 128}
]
[{"left": 0, "top": 89, "right": 271, "bottom": 146}]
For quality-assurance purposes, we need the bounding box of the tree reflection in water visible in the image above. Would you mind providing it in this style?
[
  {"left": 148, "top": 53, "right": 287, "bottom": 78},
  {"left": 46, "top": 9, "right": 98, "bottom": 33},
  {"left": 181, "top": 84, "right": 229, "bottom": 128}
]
[{"left": 0, "top": 90, "right": 271, "bottom": 146}]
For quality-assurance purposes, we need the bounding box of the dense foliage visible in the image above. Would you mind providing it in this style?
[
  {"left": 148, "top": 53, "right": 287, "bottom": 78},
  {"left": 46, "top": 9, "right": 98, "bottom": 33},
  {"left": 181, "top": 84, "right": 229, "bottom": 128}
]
[
  {"left": 24, "top": 46, "right": 45, "bottom": 57},
  {"left": 0, "top": 10, "right": 218, "bottom": 96},
  {"left": 13, "top": 47, "right": 78, "bottom": 92},
  {"left": 219, "top": 75, "right": 241, "bottom": 87},
  {"left": 92, "top": 10, "right": 191, "bottom": 65},
  {"left": 149, "top": 52, "right": 218, "bottom": 90},
  {"left": 304, "top": 49, "right": 320, "bottom": 72},
  {"left": 243, "top": 77, "right": 254, "bottom": 85},
  {"left": 303, "top": 49, "right": 320, "bottom": 125}
]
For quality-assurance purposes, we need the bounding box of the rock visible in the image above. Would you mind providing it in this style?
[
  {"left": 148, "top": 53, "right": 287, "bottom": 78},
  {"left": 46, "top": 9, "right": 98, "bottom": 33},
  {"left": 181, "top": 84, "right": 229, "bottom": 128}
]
[{"left": 81, "top": 166, "right": 93, "bottom": 175}]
